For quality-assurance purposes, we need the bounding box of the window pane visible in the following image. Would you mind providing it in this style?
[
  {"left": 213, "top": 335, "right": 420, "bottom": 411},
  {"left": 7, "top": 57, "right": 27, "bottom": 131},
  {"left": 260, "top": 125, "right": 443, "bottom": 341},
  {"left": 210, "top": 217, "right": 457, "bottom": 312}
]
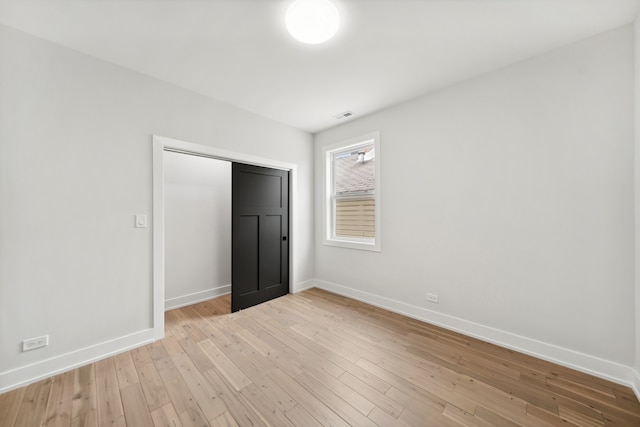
[
  {"left": 333, "top": 146, "right": 375, "bottom": 195},
  {"left": 335, "top": 197, "right": 375, "bottom": 238}
]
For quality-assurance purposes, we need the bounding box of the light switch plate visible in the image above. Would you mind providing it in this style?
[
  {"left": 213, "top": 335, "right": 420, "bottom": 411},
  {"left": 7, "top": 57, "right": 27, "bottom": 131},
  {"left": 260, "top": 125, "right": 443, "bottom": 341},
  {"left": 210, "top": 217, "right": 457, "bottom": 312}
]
[{"left": 135, "top": 214, "right": 147, "bottom": 228}]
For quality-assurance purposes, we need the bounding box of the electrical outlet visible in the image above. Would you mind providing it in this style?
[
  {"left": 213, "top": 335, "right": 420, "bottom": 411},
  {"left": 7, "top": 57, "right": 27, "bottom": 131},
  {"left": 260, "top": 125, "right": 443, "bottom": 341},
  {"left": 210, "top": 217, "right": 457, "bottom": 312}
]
[
  {"left": 22, "top": 335, "right": 49, "bottom": 352},
  {"left": 426, "top": 293, "right": 439, "bottom": 303}
]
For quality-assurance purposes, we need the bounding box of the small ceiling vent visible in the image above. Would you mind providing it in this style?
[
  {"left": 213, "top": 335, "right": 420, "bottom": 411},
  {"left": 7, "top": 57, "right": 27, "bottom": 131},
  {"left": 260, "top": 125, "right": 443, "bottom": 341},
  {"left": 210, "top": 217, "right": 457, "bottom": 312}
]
[{"left": 334, "top": 111, "right": 355, "bottom": 120}]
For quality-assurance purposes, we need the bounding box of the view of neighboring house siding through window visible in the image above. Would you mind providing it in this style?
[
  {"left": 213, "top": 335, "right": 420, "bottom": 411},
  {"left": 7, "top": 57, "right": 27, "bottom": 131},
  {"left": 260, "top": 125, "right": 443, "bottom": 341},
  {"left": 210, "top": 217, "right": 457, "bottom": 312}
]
[
  {"left": 333, "top": 147, "right": 375, "bottom": 238},
  {"left": 323, "top": 132, "right": 381, "bottom": 251}
]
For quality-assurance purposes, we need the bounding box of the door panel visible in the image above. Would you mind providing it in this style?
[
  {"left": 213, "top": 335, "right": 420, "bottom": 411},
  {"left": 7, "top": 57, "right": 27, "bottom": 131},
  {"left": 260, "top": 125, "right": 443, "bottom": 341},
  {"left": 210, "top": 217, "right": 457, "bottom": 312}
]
[
  {"left": 233, "top": 215, "right": 259, "bottom": 296},
  {"left": 236, "top": 172, "right": 283, "bottom": 208},
  {"left": 232, "top": 163, "right": 289, "bottom": 312},
  {"left": 261, "top": 214, "right": 283, "bottom": 288}
]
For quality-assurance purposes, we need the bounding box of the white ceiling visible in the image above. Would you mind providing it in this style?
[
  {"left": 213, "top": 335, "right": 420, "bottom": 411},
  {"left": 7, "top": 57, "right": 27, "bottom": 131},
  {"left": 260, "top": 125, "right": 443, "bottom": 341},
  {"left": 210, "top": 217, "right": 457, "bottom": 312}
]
[{"left": 1, "top": 0, "right": 639, "bottom": 133}]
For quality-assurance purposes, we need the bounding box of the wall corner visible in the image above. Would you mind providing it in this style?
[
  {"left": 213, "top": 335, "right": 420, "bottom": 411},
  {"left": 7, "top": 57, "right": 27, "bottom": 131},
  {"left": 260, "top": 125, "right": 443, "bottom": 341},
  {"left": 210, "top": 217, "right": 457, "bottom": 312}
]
[{"left": 634, "top": 13, "right": 640, "bottom": 383}]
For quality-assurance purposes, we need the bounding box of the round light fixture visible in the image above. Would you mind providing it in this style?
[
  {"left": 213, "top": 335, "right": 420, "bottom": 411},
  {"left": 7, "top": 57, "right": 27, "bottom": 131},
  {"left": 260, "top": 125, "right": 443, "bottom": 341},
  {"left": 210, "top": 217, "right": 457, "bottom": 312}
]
[{"left": 286, "top": 0, "right": 340, "bottom": 44}]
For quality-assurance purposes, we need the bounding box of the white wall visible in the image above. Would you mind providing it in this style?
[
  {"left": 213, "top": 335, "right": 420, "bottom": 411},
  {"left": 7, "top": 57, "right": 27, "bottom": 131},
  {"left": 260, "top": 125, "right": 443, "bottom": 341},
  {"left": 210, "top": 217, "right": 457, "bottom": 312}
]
[
  {"left": 164, "top": 152, "right": 231, "bottom": 310},
  {"left": 0, "top": 24, "right": 314, "bottom": 391},
  {"left": 315, "top": 26, "right": 635, "bottom": 383},
  {"left": 634, "top": 16, "right": 640, "bottom": 395}
]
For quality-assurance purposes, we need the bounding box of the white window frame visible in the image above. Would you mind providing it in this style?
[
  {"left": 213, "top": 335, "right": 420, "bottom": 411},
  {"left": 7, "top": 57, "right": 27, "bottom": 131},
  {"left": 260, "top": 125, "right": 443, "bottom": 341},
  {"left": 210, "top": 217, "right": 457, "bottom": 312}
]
[{"left": 322, "top": 131, "right": 381, "bottom": 252}]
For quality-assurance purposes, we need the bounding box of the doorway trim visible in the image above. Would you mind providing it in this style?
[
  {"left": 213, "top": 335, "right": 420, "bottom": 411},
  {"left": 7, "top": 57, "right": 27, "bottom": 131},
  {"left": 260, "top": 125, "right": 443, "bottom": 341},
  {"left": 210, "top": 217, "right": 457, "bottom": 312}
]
[{"left": 152, "top": 135, "right": 298, "bottom": 340}]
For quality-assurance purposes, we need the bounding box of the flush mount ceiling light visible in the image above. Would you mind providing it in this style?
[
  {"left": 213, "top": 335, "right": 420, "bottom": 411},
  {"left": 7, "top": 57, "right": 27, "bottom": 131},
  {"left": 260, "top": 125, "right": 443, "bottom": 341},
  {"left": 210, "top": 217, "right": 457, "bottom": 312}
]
[{"left": 286, "top": 0, "right": 340, "bottom": 44}]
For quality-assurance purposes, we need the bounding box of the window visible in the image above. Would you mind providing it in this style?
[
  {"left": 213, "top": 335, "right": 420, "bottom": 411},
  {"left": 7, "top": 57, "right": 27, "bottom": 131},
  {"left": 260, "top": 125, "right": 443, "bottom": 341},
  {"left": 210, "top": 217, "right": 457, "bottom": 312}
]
[{"left": 323, "top": 132, "right": 380, "bottom": 251}]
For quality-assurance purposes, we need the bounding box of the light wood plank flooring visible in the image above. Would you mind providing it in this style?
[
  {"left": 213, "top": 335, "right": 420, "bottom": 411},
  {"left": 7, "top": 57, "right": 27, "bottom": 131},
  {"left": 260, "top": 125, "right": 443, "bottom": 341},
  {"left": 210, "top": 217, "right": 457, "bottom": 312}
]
[{"left": 1, "top": 288, "right": 639, "bottom": 426}]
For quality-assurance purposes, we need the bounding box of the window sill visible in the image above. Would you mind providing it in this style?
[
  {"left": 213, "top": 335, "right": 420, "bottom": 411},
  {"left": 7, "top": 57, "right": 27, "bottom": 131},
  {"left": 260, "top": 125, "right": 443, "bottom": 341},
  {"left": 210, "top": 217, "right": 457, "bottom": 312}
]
[{"left": 323, "top": 237, "right": 381, "bottom": 252}]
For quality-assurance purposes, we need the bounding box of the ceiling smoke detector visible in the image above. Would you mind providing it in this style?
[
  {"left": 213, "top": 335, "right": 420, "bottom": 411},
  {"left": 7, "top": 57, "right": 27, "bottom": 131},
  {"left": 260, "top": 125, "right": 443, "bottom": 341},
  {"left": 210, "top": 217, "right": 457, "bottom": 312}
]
[{"left": 334, "top": 111, "right": 355, "bottom": 120}]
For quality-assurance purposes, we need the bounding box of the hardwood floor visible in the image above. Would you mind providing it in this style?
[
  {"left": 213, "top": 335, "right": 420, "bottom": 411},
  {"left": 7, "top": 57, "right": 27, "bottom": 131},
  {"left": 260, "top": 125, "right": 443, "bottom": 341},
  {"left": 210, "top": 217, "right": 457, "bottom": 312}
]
[{"left": 1, "top": 288, "right": 640, "bottom": 426}]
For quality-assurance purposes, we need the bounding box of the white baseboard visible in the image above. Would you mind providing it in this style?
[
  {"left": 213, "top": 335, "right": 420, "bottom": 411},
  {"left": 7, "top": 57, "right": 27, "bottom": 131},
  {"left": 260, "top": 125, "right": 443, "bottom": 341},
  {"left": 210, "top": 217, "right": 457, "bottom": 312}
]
[
  {"left": 632, "top": 369, "right": 640, "bottom": 401},
  {"left": 0, "top": 328, "right": 154, "bottom": 394},
  {"left": 1, "top": 281, "right": 308, "bottom": 394},
  {"left": 165, "top": 281, "right": 318, "bottom": 309},
  {"left": 293, "top": 279, "right": 316, "bottom": 293},
  {"left": 164, "top": 285, "right": 231, "bottom": 311},
  {"left": 5, "top": 280, "right": 632, "bottom": 396},
  {"left": 312, "top": 279, "right": 636, "bottom": 389}
]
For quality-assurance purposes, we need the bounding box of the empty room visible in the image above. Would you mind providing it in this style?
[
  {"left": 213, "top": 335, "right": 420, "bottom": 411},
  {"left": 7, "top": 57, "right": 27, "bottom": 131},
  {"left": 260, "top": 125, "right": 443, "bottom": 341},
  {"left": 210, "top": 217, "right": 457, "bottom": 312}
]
[{"left": 2, "top": 0, "right": 640, "bottom": 426}]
